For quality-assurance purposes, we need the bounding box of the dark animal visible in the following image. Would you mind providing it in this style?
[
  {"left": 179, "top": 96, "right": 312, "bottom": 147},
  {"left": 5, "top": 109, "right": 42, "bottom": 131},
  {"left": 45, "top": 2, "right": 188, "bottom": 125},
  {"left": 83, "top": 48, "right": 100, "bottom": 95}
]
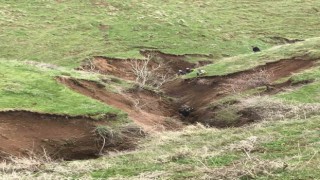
[
  {"left": 178, "top": 105, "right": 194, "bottom": 117},
  {"left": 178, "top": 70, "right": 186, "bottom": 75},
  {"left": 252, "top": 46, "right": 261, "bottom": 52}
]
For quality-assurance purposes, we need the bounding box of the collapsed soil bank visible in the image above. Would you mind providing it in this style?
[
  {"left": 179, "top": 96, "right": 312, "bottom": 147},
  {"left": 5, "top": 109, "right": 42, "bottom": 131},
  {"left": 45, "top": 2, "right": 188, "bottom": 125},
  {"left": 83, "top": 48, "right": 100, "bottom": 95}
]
[
  {"left": 78, "top": 53, "right": 201, "bottom": 81},
  {"left": 163, "top": 59, "right": 316, "bottom": 126},
  {"left": 76, "top": 57, "right": 316, "bottom": 128},
  {"left": 0, "top": 111, "right": 143, "bottom": 160},
  {"left": 58, "top": 77, "right": 183, "bottom": 132},
  {"left": 0, "top": 111, "right": 98, "bottom": 160},
  {"left": 2, "top": 58, "right": 312, "bottom": 159}
]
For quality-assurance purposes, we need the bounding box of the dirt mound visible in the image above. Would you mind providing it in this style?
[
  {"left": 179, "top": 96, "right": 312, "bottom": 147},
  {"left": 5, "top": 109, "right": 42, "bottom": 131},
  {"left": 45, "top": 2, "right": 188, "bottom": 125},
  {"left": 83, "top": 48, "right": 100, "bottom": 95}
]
[
  {"left": 163, "top": 59, "right": 316, "bottom": 126},
  {"left": 58, "top": 77, "right": 182, "bottom": 132},
  {"left": 0, "top": 111, "right": 143, "bottom": 160}
]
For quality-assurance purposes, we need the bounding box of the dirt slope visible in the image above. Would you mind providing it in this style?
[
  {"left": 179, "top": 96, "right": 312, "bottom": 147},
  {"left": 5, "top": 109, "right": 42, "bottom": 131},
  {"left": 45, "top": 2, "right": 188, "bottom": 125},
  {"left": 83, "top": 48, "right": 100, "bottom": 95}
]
[
  {"left": 0, "top": 111, "right": 100, "bottom": 160},
  {"left": 163, "top": 59, "right": 316, "bottom": 125},
  {"left": 58, "top": 77, "right": 182, "bottom": 132},
  {"left": 0, "top": 110, "right": 145, "bottom": 160},
  {"left": 1, "top": 58, "right": 314, "bottom": 159},
  {"left": 78, "top": 55, "right": 196, "bottom": 81},
  {"left": 75, "top": 58, "right": 316, "bottom": 128}
]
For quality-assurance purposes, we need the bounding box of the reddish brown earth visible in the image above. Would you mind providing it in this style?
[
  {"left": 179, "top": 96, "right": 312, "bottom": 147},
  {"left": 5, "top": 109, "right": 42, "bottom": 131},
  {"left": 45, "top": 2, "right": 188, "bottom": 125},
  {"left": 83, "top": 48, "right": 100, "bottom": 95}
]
[
  {"left": 58, "top": 77, "right": 182, "bottom": 132},
  {"left": 1, "top": 56, "right": 315, "bottom": 160},
  {"left": 0, "top": 111, "right": 143, "bottom": 160},
  {"left": 163, "top": 59, "right": 316, "bottom": 126},
  {"left": 0, "top": 111, "right": 98, "bottom": 160},
  {"left": 77, "top": 57, "right": 316, "bottom": 128},
  {"left": 78, "top": 54, "right": 198, "bottom": 81}
]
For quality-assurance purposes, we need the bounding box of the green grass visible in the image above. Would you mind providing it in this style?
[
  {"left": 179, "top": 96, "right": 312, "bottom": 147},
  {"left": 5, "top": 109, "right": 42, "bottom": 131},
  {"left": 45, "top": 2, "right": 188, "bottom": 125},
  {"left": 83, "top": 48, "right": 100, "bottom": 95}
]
[
  {"left": 1, "top": 1, "right": 320, "bottom": 179},
  {"left": 185, "top": 37, "right": 320, "bottom": 78},
  {"left": 276, "top": 81, "right": 320, "bottom": 103},
  {"left": 86, "top": 117, "right": 319, "bottom": 179},
  {"left": 290, "top": 65, "right": 320, "bottom": 83},
  {"left": 273, "top": 61, "right": 320, "bottom": 103},
  {"left": 0, "top": 59, "right": 124, "bottom": 118},
  {"left": 1, "top": 0, "right": 320, "bottom": 67}
]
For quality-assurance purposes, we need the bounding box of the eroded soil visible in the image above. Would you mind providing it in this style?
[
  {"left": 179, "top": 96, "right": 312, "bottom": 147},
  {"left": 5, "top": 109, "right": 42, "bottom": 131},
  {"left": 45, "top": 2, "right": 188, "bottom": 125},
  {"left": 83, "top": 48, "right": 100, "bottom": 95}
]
[
  {"left": 78, "top": 51, "right": 201, "bottom": 81},
  {"left": 163, "top": 59, "right": 315, "bottom": 126},
  {"left": 1, "top": 49, "right": 317, "bottom": 160},
  {"left": 75, "top": 56, "right": 316, "bottom": 129},
  {"left": 0, "top": 111, "right": 143, "bottom": 160},
  {"left": 0, "top": 111, "right": 98, "bottom": 160},
  {"left": 58, "top": 77, "right": 183, "bottom": 132}
]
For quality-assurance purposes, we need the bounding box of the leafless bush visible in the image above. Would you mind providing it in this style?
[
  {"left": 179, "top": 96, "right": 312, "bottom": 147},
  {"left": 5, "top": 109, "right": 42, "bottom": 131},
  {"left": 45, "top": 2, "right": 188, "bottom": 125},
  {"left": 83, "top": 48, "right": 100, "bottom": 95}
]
[
  {"left": 78, "top": 58, "right": 99, "bottom": 73},
  {"left": 127, "top": 56, "right": 173, "bottom": 89}
]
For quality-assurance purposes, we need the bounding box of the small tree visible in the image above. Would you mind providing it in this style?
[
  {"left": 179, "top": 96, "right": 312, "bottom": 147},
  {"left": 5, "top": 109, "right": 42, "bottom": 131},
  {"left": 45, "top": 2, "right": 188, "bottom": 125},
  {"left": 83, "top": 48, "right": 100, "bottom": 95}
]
[{"left": 128, "top": 56, "right": 173, "bottom": 89}]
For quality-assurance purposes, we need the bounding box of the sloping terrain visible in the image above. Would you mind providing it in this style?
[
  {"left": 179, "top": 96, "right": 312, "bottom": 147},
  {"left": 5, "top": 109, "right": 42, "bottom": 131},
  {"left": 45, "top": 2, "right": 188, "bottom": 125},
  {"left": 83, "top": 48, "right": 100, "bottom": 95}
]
[
  {"left": 0, "top": 60, "right": 145, "bottom": 160},
  {"left": 1, "top": 1, "right": 320, "bottom": 179},
  {"left": 0, "top": 111, "right": 99, "bottom": 160},
  {"left": 58, "top": 77, "right": 182, "bottom": 132},
  {"left": 1, "top": 1, "right": 320, "bottom": 66},
  {"left": 164, "top": 58, "right": 317, "bottom": 126}
]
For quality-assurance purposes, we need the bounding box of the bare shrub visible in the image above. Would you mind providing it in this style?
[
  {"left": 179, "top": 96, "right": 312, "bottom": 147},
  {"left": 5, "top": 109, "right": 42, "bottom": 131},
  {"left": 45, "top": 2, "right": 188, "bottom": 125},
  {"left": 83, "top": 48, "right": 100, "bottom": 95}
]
[
  {"left": 94, "top": 126, "right": 118, "bottom": 155},
  {"left": 127, "top": 56, "right": 173, "bottom": 89},
  {"left": 78, "top": 58, "right": 95, "bottom": 71}
]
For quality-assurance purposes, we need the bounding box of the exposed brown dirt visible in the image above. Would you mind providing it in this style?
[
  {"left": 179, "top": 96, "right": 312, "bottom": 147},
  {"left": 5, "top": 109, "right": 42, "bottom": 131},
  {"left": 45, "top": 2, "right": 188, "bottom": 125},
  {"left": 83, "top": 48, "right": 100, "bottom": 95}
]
[
  {"left": 76, "top": 58, "right": 316, "bottom": 128},
  {"left": 0, "top": 111, "right": 144, "bottom": 160},
  {"left": 163, "top": 59, "right": 316, "bottom": 126},
  {"left": 14, "top": 57, "right": 310, "bottom": 160},
  {"left": 79, "top": 56, "right": 196, "bottom": 80},
  {"left": 58, "top": 77, "right": 183, "bottom": 132},
  {"left": 0, "top": 111, "right": 99, "bottom": 160},
  {"left": 4, "top": 51, "right": 316, "bottom": 160},
  {"left": 78, "top": 52, "right": 201, "bottom": 81}
]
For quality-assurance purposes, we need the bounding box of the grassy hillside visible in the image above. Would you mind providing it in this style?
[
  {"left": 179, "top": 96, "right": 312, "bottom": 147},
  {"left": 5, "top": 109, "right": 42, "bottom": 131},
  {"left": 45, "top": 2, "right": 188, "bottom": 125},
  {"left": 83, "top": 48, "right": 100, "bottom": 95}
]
[
  {"left": 185, "top": 37, "right": 320, "bottom": 78},
  {"left": 0, "top": 59, "right": 125, "bottom": 118},
  {"left": 1, "top": 0, "right": 320, "bottom": 179},
  {"left": 276, "top": 65, "right": 320, "bottom": 103},
  {"left": 1, "top": 0, "right": 320, "bottom": 67}
]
